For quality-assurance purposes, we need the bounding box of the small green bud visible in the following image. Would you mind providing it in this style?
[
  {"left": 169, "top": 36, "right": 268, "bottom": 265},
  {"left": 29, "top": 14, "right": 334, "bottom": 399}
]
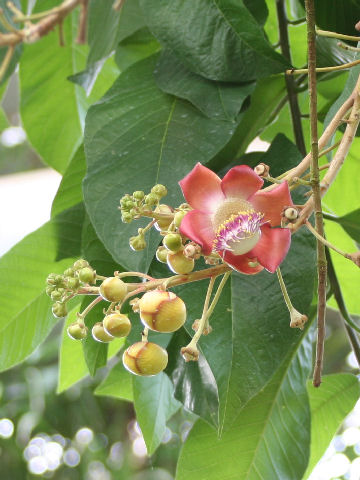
[
  {"left": 129, "top": 235, "right": 147, "bottom": 251},
  {"left": 57, "top": 287, "right": 66, "bottom": 296},
  {"left": 73, "top": 259, "right": 89, "bottom": 271},
  {"left": 51, "top": 290, "right": 63, "bottom": 301},
  {"left": 46, "top": 285, "right": 56, "bottom": 297},
  {"left": 154, "top": 204, "right": 173, "bottom": 231},
  {"left": 100, "top": 277, "right": 128, "bottom": 302},
  {"left": 123, "top": 199, "right": 135, "bottom": 209},
  {"left": 92, "top": 322, "right": 114, "bottom": 343},
  {"left": 67, "top": 322, "right": 88, "bottom": 340},
  {"left": 63, "top": 267, "right": 75, "bottom": 277},
  {"left": 78, "top": 267, "right": 96, "bottom": 284},
  {"left": 156, "top": 246, "right": 168, "bottom": 264},
  {"left": 145, "top": 193, "right": 160, "bottom": 206},
  {"left": 133, "top": 190, "right": 145, "bottom": 200},
  {"left": 122, "top": 212, "right": 133, "bottom": 223},
  {"left": 55, "top": 274, "right": 65, "bottom": 286},
  {"left": 174, "top": 210, "right": 186, "bottom": 228},
  {"left": 65, "top": 276, "right": 80, "bottom": 290},
  {"left": 52, "top": 301, "right": 68, "bottom": 318},
  {"left": 120, "top": 194, "right": 132, "bottom": 206},
  {"left": 151, "top": 184, "right": 167, "bottom": 198},
  {"left": 46, "top": 273, "right": 58, "bottom": 285},
  {"left": 163, "top": 233, "right": 183, "bottom": 253}
]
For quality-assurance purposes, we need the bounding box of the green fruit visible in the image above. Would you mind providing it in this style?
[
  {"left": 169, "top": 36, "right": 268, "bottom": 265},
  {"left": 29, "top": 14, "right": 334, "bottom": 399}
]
[
  {"left": 167, "top": 249, "right": 194, "bottom": 274},
  {"left": 100, "top": 277, "right": 128, "bottom": 302},
  {"left": 67, "top": 322, "right": 88, "bottom": 340},
  {"left": 78, "top": 267, "right": 96, "bottom": 284},
  {"left": 92, "top": 322, "right": 114, "bottom": 343},
  {"left": 174, "top": 210, "right": 186, "bottom": 227},
  {"left": 123, "top": 342, "right": 168, "bottom": 376},
  {"left": 52, "top": 302, "right": 68, "bottom": 318},
  {"left": 163, "top": 233, "right": 182, "bottom": 252},
  {"left": 103, "top": 313, "right": 131, "bottom": 338},
  {"left": 156, "top": 246, "right": 168, "bottom": 264}
]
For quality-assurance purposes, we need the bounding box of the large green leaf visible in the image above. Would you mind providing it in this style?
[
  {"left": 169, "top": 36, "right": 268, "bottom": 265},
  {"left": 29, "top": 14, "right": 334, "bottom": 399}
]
[
  {"left": 87, "top": 0, "right": 145, "bottom": 65},
  {"left": 303, "top": 373, "right": 360, "bottom": 479},
  {"left": 133, "top": 372, "right": 181, "bottom": 455},
  {"left": 83, "top": 54, "right": 238, "bottom": 273},
  {"left": 154, "top": 50, "right": 256, "bottom": 121},
  {"left": 115, "top": 27, "right": 161, "bottom": 72},
  {"left": 19, "top": 2, "right": 82, "bottom": 173},
  {"left": 95, "top": 360, "right": 133, "bottom": 402},
  {"left": 140, "top": 0, "right": 289, "bottom": 82},
  {"left": 176, "top": 338, "right": 312, "bottom": 480},
  {"left": 0, "top": 203, "right": 85, "bottom": 372},
  {"left": 325, "top": 209, "right": 360, "bottom": 244}
]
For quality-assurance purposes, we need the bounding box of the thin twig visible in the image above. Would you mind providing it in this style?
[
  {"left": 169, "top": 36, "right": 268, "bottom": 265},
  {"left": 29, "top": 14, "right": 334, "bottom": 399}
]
[
  {"left": 305, "top": 220, "right": 353, "bottom": 260},
  {"left": 337, "top": 41, "right": 360, "bottom": 53},
  {"left": 286, "top": 59, "right": 360, "bottom": 75},
  {"left": 0, "top": 44, "right": 14, "bottom": 81},
  {"left": 316, "top": 29, "right": 360, "bottom": 43},
  {"left": 76, "top": 0, "right": 87, "bottom": 44}
]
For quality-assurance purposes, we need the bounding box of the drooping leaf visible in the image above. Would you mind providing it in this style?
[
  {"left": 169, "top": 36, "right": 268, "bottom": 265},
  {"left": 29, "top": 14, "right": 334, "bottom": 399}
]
[
  {"left": 87, "top": 0, "right": 145, "bottom": 65},
  {"left": 115, "top": 27, "right": 161, "bottom": 72},
  {"left": 83, "top": 54, "right": 238, "bottom": 273},
  {"left": 0, "top": 203, "right": 85, "bottom": 372},
  {"left": 139, "top": 0, "right": 290, "bottom": 82},
  {"left": 154, "top": 50, "right": 256, "bottom": 121},
  {"left": 176, "top": 338, "right": 312, "bottom": 480},
  {"left": 133, "top": 372, "right": 181, "bottom": 455},
  {"left": 19, "top": 2, "right": 82, "bottom": 173},
  {"left": 303, "top": 373, "right": 360, "bottom": 479},
  {"left": 95, "top": 360, "right": 133, "bottom": 402}
]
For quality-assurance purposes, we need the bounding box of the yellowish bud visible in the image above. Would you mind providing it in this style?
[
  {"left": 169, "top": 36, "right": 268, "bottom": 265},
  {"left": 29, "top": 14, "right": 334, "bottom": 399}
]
[
  {"left": 139, "top": 289, "right": 186, "bottom": 332},
  {"left": 103, "top": 313, "right": 131, "bottom": 338},
  {"left": 167, "top": 249, "right": 195, "bottom": 274},
  {"left": 100, "top": 277, "right": 128, "bottom": 302},
  {"left": 123, "top": 341, "right": 168, "bottom": 376}
]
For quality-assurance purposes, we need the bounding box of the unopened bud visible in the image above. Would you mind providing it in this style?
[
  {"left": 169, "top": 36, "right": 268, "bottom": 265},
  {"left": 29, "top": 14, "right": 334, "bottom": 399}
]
[
  {"left": 184, "top": 242, "right": 201, "bottom": 260},
  {"left": 145, "top": 192, "right": 160, "bottom": 206},
  {"left": 78, "top": 267, "right": 96, "bottom": 284},
  {"left": 129, "top": 235, "right": 147, "bottom": 251},
  {"left": 133, "top": 190, "right": 145, "bottom": 200},
  {"left": 283, "top": 206, "right": 299, "bottom": 222},
  {"left": 122, "top": 212, "right": 133, "bottom": 223},
  {"left": 151, "top": 184, "right": 167, "bottom": 198},
  {"left": 67, "top": 322, "right": 88, "bottom": 340},
  {"left": 181, "top": 345, "right": 199, "bottom": 362},
  {"left": 290, "top": 308, "right": 308, "bottom": 329},
  {"left": 73, "top": 259, "right": 89, "bottom": 271},
  {"left": 52, "top": 301, "right": 68, "bottom": 318},
  {"left": 174, "top": 210, "right": 186, "bottom": 228},
  {"left": 167, "top": 249, "right": 195, "bottom": 274},
  {"left": 163, "top": 233, "right": 182, "bottom": 252},
  {"left": 156, "top": 246, "right": 168, "bottom": 264},
  {"left": 254, "top": 163, "right": 270, "bottom": 177},
  {"left": 92, "top": 322, "right": 114, "bottom": 343},
  {"left": 154, "top": 204, "right": 173, "bottom": 231},
  {"left": 139, "top": 290, "right": 186, "bottom": 332}
]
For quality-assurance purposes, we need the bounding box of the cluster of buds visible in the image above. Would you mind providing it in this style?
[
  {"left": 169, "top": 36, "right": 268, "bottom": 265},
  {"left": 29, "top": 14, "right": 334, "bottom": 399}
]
[
  {"left": 46, "top": 259, "right": 97, "bottom": 318},
  {"left": 119, "top": 184, "right": 168, "bottom": 225}
]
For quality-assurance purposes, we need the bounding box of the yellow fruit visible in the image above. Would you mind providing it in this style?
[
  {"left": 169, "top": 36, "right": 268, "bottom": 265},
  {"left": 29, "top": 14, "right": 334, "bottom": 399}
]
[
  {"left": 154, "top": 204, "right": 173, "bottom": 231},
  {"left": 100, "top": 277, "right": 128, "bottom": 302},
  {"left": 67, "top": 322, "right": 88, "bottom": 340},
  {"left": 123, "top": 342, "right": 168, "bottom": 376},
  {"left": 103, "top": 313, "right": 131, "bottom": 338},
  {"left": 139, "top": 289, "right": 186, "bottom": 332},
  {"left": 92, "top": 322, "right": 114, "bottom": 343},
  {"left": 167, "top": 249, "right": 194, "bottom": 274}
]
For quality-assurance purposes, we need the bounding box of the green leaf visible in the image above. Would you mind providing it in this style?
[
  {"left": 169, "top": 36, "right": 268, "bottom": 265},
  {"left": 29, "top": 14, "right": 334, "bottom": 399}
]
[
  {"left": 115, "top": 27, "right": 161, "bottom": 72},
  {"left": 243, "top": 0, "right": 268, "bottom": 26},
  {"left": 299, "top": 0, "right": 360, "bottom": 36},
  {"left": 133, "top": 372, "right": 181, "bottom": 455},
  {"left": 325, "top": 209, "right": 360, "bottom": 244},
  {"left": 95, "top": 360, "right": 133, "bottom": 402},
  {"left": 0, "top": 0, "right": 22, "bottom": 86},
  {"left": 0, "top": 203, "right": 85, "bottom": 372},
  {"left": 140, "top": 0, "right": 289, "bottom": 82},
  {"left": 176, "top": 338, "right": 312, "bottom": 480},
  {"left": 154, "top": 50, "right": 256, "bottom": 121},
  {"left": 0, "top": 107, "right": 8, "bottom": 131},
  {"left": 259, "top": 133, "right": 303, "bottom": 178},
  {"left": 87, "top": 0, "right": 145, "bottom": 65},
  {"left": 19, "top": 3, "right": 82, "bottom": 173},
  {"left": 83, "top": 54, "right": 238, "bottom": 273},
  {"left": 222, "top": 225, "right": 316, "bottom": 429},
  {"left": 303, "top": 373, "right": 360, "bottom": 479},
  {"left": 51, "top": 146, "right": 86, "bottom": 218}
]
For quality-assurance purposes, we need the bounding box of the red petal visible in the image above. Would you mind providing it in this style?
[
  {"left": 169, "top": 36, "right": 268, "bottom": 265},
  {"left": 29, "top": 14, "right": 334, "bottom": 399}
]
[
  {"left": 248, "top": 224, "right": 291, "bottom": 273},
  {"left": 249, "top": 181, "right": 293, "bottom": 227},
  {"left": 180, "top": 210, "right": 215, "bottom": 255},
  {"left": 223, "top": 251, "right": 264, "bottom": 275},
  {"left": 179, "top": 163, "right": 224, "bottom": 213},
  {"left": 221, "top": 165, "right": 263, "bottom": 200}
]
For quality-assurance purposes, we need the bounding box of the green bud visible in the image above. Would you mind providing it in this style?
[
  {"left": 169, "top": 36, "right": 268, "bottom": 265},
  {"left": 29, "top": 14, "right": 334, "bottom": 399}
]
[
  {"left": 133, "top": 190, "right": 145, "bottom": 200},
  {"left": 92, "top": 322, "right": 114, "bottom": 343},
  {"left": 129, "top": 235, "right": 147, "bottom": 251},
  {"left": 78, "top": 267, "right": 96, "bottom": 284},
  {"left": 122, "top": 212, "right": 133, "bottom": 223},
  {"left": 64, "top": 267, "right": 75, "bottom": 277},
  {"left": 51, "top": 290, "right": 63, "bottom": 301},
  {"left": 55, "top": 275, "right": 65, "bottom": 287},
  {"left": 174, "top": 210, "right": 186, "bottom": 228},
  {"left": 46, "top": 273, "right": 58, "bottom": 285},
  {"left": 145, "top": 193, "right": 160, "bottom": 206},
  {"left": 52, "top": 301, "right": 68, "bottom": 318},
  {"left": 65, "top": 276, "right": 80, "bottom": 290},
  {"left": 123, "top": 199, "right": 135, "bottom": 209},
  {"left": 67, "top": 322, "right": 88, "bottom": 340},
  {"left": 57, "top": 288, "right": 66, "bottom": 295},
  {"left": 151, "top": 184, "right": 167, "bottom": 198},
  {"left": 120, "top": 194, "right": 132, "bottom": 206},
  {"left": 163, "top": 233, "right": 183, "bottom": 252},
  {"left": 156, "top": 246, "right": 168, "bottom": 264},
  {"left": 73, "top": 259, "right": 89, "bottom": 271},
  {"left": 46, "top": 285, "right": 56, "bottom": 297}
]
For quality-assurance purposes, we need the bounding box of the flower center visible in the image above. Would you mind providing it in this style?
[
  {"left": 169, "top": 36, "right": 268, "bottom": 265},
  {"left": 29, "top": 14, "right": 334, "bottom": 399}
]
[{"left": 213, "top": 204, "right": 264, "bottom": 255}]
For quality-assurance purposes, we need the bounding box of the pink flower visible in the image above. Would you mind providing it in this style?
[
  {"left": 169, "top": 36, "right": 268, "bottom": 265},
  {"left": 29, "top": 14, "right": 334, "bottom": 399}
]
[{"left": 179, "top": 163, "right": 293, "bottom": 274}]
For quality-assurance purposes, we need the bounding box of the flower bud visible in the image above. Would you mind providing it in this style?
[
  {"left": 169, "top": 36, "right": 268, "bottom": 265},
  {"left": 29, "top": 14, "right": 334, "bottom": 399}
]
[
  {"left": 51, "top": 290, "right": 63, "bottom": 301},
  {"left": 67, "top": 322, "right": 88, "bottom": 340},
  {"left": 163, "top": 233, "right": 182, "bottom": 252},
  {"left": 139, "top": 289, "right": 186, "bottom": 332},
  {"left": 46, "top": 285, "right": 56, "bottom": 297},
  {"left": 156, "top": 246, "right": 168, "bottom": 264},
  {"left": 254, "top": 163, "right": 270, "bottom": 177},
  {"left": 52, "top": 301, "right": 68, "bottom": 318},
  {"left": 122, "top": 212, "right": 133, "bottom": 223},
  {"left": 65, "top": 276, "right": 80, "bottom": 290},
  {"left": 92, "top": 322, "right": 114, "bottom": 343},
  {"left": 184, "top": 242, "right": 201, "bottom": 260},
  {"left": 103, "top": 313, "right": 131, "bottom": 338},
  {"left": 46, "top": 273, "right": 58, "bottom": 285},
  {"left": 145, "top": 193, "right": 160, "bottom": 206},
  {"left": 154, "top": 204, "right": 173, "bottom": 231},
  {"left": 283, "top": 206, "right": 299, "bottom": 222},
  {"left": 129, "top": 235, "right": 147, "bottom": 251},
  {"left": 174, "top": 210, "right": 186, "bottom": 228},
  {"left": 120, "top": 194, "right": 132, "bottom": 206},
  {"left": 133, "top": 190, "right": 145, "bottom": 200},
  {"left": 78, "top": 267, "right": 96, "bottom": 284},
  {"left": 64, "top": 267, "right": 75, "bottom": 277},
  {"left": 73, "top": 259, "right": 89, "bottom": 271},
  {"left": 100, "top": 277, "right": 128, "bottom": 302},
  {"left": 180, "top": 345, "right": 199, "bottom": 362},
  {"left": 151, "top": 184, "right": 167, "bottom": 198},
  {"left": 167, "top": 249, "right": 195, "bottom": 274},
  {"left": 123, "top": 341, "right": 168, "bottom": 376}
]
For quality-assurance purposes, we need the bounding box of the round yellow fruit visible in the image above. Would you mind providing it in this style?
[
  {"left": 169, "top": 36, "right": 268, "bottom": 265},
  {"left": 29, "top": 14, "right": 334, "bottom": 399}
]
[
  {"left": 103, "top": 313, "right": 131, "bottom": 338},
  {"left": 100, "top": 277, "right": 128, "bottom": 302},
  {"left": 139, "top": 289, "right": 186, "bottom": 332},
  {"left": 122, "top": 341, "right": 168, "bottom": 376}
]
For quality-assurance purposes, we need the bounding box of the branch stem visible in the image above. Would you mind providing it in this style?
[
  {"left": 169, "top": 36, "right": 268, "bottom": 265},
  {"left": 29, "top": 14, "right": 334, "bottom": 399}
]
[
  {"left": 286, "top": 59, "right": 360, "bottom": 75},
  {"left": 316, "top": 29, "right": 360, "bottom": 42}
]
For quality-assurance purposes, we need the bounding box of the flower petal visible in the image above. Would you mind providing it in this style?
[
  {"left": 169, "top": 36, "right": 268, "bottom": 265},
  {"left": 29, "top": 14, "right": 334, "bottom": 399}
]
[
  {"left": 180, "top": 210, "right": 215, "bottom": 255},
  {"left": 179, "top": 163, "right": 225, "bottom": 213},
  {"left": 249, "top": 181, "right": 293, "bottom": 227},
  {"left": 223, "top": 250, "right": 264, "bottom": 275},
  {"left": 248, "top": 224, "right": 291, "bottom": 273},
  {"left": 221, "top": 165, "right": 264, "bottom": 200}
]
